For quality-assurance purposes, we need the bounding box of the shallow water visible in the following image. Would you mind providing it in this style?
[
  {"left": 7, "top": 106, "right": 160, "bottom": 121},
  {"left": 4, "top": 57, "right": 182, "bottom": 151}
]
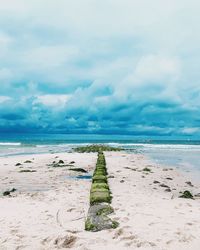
[{"left": 68, "top": 175, "right": 92, "bottom": 180}]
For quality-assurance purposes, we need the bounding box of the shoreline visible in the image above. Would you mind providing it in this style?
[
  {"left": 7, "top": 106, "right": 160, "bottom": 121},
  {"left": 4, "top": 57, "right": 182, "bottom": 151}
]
[{"left": 0, "top": 151, "right": 200, "bottom": 249}]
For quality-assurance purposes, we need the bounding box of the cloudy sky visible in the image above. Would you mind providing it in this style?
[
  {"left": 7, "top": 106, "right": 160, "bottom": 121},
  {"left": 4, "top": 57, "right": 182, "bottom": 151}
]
[{"left": 0, "top": 0, "right": 200, "bottom": 136}]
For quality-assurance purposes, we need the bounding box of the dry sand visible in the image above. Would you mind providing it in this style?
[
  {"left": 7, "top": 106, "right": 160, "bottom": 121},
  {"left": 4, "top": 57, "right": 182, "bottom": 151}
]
[{"left": 0, "top": 151, "right": 200, "bottom": 250}]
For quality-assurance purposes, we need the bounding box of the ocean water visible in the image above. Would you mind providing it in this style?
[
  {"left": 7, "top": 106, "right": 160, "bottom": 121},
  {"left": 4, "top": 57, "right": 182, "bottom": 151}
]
[{"left": 1, "top": 133, "right": 200, "bottom": 177}]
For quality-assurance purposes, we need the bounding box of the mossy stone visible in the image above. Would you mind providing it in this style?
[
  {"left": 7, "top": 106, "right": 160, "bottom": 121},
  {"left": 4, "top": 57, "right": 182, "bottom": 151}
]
[
  {"left": 143, "top": 167, "right": 151, "bottom": 172},
  {"left": 94, "top": 170, "right": 107, "bottom": 176},
  {"left": 85, "top": 218, "right": 97, "bottom": 231},
  {"left": 91, "top": 183, "right": 109, "bottom": 190},
  {"left": 112, "top": 221, "right": 119, "bottom": 229},
  {"left": 179, "top": 190, "right": 194, "bottom": 199},
  {"left": 96, "top": 205, "right": 114, "bottom": 216},
  {"left": 90, "top": 187, "right": 110, "bottom": 194},
  {"left": 92, "top": 175, "right": 108, "bottom": 184},
  {"left": 90, "top": 191, "right": 111, "bottom": 205}
]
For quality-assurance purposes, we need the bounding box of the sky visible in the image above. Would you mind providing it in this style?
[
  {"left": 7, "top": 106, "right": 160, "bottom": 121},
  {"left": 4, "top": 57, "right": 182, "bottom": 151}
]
[{"left": 0, "top": 0, "right": 200, "bottom": 136}]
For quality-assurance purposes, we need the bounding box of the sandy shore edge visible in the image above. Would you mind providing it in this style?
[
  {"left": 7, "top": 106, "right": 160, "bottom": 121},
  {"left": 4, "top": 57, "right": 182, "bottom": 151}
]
[{"left": 0, "top": 151, "right": 200, "bottom": 250}]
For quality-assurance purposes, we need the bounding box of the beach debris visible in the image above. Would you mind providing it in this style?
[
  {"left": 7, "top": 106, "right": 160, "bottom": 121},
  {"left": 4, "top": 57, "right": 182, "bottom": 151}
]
[
  {"left": 15, "top": 163, "right": 22, "bottom": 166},
  {"left": 179, "top": 190, "right": 194, "bottom": 199},
  {"left": 185, "top": 181, "right": 194, "bottom": 187},
  {"left": 3, "top": 188, "right": 17, "bottom": 196},
  {"left": 85, "top": 151, "right": 118, "bottom": 232},
  {"left": 69, "top": 168, "right": 88, "bottom": 173},
  {"left": 24, "top": 160, "right": 32, "bottom": 163},
  {"left": 19, "top": 169, "right": 37, "bottom": 173},
  {"left": 74, "top": 144, "right": 123, "bottom": 153}
]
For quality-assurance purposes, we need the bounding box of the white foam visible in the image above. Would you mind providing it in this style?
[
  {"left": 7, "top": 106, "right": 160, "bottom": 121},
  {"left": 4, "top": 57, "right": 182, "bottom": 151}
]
[{"left": 0, "top": 142, "right": 21, "bottom": 146}]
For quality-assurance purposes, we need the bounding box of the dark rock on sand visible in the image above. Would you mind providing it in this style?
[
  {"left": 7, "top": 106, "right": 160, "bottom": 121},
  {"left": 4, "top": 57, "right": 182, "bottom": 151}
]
[
  {"left": 185, "top": 181, "right": 194, "bottom": 187},
  {"left": 69, "top": 168, "right": 88, "bottom": 173},
  {"left": 3, "top": 188, "right": 17, "bottom": 196},
  {"left": 24, "top": 160, "right": 32, "bottom": 163},
  {"left": 160, "top": 184, "right": 170, "bottom": 188},
  {"left": 58, "top": 160, "right": 64, "bottom": 164},
  {"left": 15, "top": 163, "right": 22, "bottom": 166}
]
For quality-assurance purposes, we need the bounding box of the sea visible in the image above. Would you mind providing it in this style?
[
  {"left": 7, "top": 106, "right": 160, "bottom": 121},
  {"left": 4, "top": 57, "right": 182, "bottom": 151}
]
[{"left": 1, "top": 133, "right": 200, "bottom": 179}]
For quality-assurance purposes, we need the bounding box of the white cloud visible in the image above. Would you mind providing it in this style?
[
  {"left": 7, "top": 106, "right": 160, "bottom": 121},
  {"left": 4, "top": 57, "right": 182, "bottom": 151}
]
[
  {"left": 22, "top": 45, "right": 79, "bottom": 70},
  {"left": 35, "top": 94, "right": 71, "bottom": 108},
  {"left": 0, "top": 95, "right": 11, "bottom": 103}
]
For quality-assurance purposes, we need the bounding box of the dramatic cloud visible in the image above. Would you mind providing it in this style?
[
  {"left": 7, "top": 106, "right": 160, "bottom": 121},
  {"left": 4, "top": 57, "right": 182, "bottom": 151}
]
[{"left": 0, "top": 0, "right": 200, "bottom": 136}]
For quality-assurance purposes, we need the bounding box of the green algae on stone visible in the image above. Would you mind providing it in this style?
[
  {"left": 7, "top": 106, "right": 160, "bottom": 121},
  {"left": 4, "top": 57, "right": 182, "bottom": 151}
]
[
  {"left": 179, "top": 190, "right": 194, "bottom": 199},
  {"left": 92, "top": 175, "right": 108, "bottom": 183},
  {"left": 91, "top": 183, "right": 109, "bottom": 190},
  {"left": 85, "top": 204, "right": 118, "bottom": 232},
  {"left": 90, "top": 187, "right": 110, "bottom": 194},
  {"left": 90, "top": 191, "right": 111, "bottom": 205},
  {"left": 111, "top": 220, "right": 119, "bottom": 229},
  {"left": 85, "top": 218, "right": 97, "bottom": 231},
  {"left": 96, "top": 205, "right": 114, "bottom": 216},
  {"left": 143, "top": 167, "right": 152, "bottom": 172},
  {"left": 74, "top": 144, "right": 123, "bottom": 153}
]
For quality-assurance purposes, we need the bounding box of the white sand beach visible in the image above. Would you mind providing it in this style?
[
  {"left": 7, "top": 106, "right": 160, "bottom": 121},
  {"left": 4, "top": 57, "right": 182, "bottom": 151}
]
[{"left": 0, "top": 152, "right": 200, "bottom": 250}]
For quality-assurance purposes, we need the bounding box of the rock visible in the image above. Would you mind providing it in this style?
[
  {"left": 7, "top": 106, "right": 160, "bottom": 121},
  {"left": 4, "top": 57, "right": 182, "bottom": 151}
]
[
  {"left": 15, "top": 163, "right": 22, "bottom": 166},
  {"left": 24, "top": 160, "right": 32, "bottom": 163},
  {"left": 85, "top": 203, "right": 118, "bottom": 232},
  {"left": 194, "top": 193, "right": 200, "bottom": 198},
  {"left": 186, "top": 181, "right": 194, "bottom": 187},
  {"left": 19, "top": 169, "right": 37, "bottom": 173},
  {"left": 179, "top": 190, "right": 194, "bottom": 199},
  {"left": 3, "top": 191, "right": 10, "bottom": 196},
  {"left": 160, "top": 184, "right": 170, "bottom": 188},
  {"left": 69, "top": 168, "right": 88, "bottom": 173},
  {"left": 153, "top": 180, "right": 160, "bottom": 184},
  {"left": 3, "top": 188, "right": 17, "bottom": 196},
  {"left": 143, "top": 167, "right": 152, "bottom": 172},
  {"left": 58, "top": 160, "right": 64, "bottom": 164}
]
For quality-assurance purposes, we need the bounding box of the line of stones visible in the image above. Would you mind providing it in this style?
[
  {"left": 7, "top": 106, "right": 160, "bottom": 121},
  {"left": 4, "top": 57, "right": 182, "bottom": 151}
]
[{"left": 85, "top": 151, "right": 119, "bottom": 232}]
